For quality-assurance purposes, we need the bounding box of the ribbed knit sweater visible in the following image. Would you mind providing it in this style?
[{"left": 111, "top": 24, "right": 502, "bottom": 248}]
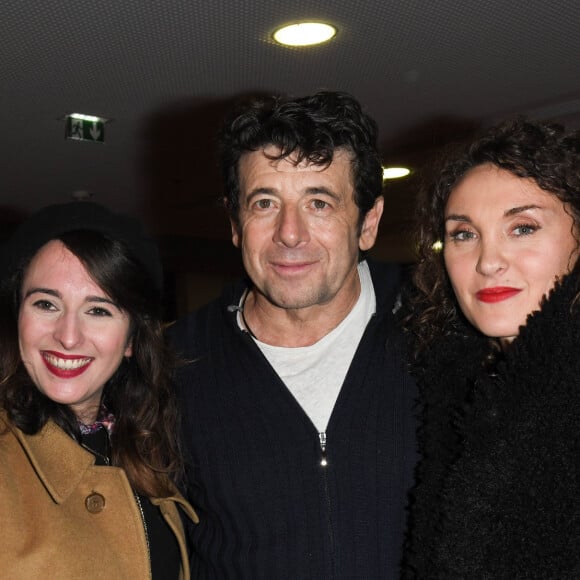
[{"left": 171, "top": 261, "right": 418, "bottom": 579}]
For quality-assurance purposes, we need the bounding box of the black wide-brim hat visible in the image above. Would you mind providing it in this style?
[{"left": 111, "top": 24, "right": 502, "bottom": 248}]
[{"left": 0, "top": 201, "right": 163, "bottom": 292}]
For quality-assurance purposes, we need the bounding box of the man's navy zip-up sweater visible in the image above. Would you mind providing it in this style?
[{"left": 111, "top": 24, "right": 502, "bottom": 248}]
[{"left": 171, "top": 261, "right": 418, "bottom": 579}]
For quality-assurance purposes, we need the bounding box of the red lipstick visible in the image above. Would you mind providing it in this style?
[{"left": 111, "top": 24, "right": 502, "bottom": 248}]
[
  {"left": 41, "top": 351, "right": 93, "bottom": 378},
  {"left": 476, "top": 287, "right": 522, "bottom": 303}
]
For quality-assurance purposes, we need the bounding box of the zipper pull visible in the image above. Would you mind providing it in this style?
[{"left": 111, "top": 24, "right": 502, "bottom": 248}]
[{"left": 319, "top": 432, "right": 328, "bottom": 467}]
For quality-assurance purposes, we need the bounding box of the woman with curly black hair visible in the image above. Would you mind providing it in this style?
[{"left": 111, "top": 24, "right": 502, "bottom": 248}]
[
  {"left": 0, "top": 201, "right": 198, "bottom": 578},
  {"left": 402, "top": 118, "right": 580, "bottom": 578}
]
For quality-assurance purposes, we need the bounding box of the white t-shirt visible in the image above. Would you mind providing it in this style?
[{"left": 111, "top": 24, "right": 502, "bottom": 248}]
[{"left": 239, "top": 261, "right": 376, "bottom": 432}]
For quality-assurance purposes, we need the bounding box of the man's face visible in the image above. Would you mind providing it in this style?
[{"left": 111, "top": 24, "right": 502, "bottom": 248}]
[{"left": 231, "top": 146, "right": 383, "bottom": 314}]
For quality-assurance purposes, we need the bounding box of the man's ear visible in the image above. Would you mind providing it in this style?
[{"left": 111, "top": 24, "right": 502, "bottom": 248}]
[
  {"left": 230, "top": 217, "right": 241, "bottom": 248},
  {"left": 226, "top": 196, "right": 242, "bottom": 248},
  {"left": 359, "top": 196, "right": 384, "bottom": 251}
]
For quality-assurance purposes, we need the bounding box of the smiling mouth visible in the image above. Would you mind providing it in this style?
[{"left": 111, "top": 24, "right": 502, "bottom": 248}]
[
  {"left": 42, "top": 352, "right": 93, "bottom": 377},
  {"left": 43, "top": 353, "right": 92, "bottom": 370},
  {"left": 271, "top": 259, "right": 316, "bottom": 273}
]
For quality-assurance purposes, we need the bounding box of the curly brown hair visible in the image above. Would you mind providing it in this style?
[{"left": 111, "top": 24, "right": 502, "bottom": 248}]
[
  {"left": 219, "top": 90, "right": 383, "bottom": 232},
  {"left": 406, "top": 117, "right": 580, "bottom": 355}
]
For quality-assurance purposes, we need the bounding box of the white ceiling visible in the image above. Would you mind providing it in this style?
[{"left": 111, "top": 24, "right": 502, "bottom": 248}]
[{"left": 3, "top": 0, "right": 580, "bottom": 262}]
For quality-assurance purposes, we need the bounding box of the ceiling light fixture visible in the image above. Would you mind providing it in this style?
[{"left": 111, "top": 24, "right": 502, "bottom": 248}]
[
  {"left": 273, "top": 22, "right": 337, "bottom": 47},
  {"left": 382, "top": 166, "right": 411, "bottom": 180}
]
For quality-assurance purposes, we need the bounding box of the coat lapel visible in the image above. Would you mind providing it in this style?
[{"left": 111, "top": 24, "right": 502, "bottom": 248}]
[{"left": 12, "top": 419, "right": 94, "bottom": 504}]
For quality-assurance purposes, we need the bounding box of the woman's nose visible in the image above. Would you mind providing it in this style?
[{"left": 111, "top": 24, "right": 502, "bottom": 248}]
[
  {"left": 475, "top": 239, "right": 508, "bottom": 276},
  {"left": 53, "top": 312, "right": 83, "bottom": 349}
]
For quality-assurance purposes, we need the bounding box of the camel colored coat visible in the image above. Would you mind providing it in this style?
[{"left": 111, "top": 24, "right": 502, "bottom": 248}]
[{"left": 0, "top": 412, "right": 199, "bottom": 579}]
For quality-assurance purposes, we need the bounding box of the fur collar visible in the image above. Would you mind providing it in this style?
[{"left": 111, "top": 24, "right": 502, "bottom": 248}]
[{"left": 405, "top": 268, "right": 580, "bottom": 579}]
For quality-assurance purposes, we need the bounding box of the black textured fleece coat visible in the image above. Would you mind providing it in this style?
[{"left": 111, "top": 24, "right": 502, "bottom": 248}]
[{"left": 403, "top": 270, "right": 580, "bottom": 580}]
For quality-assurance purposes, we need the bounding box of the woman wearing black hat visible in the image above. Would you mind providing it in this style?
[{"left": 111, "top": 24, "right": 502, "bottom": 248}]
[{"left": 0, "top": 201, "right": 198, "bottom": 579}]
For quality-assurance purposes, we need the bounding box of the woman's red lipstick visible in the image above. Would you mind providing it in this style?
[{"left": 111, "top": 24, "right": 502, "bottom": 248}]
[
  {"left": 476, "top": 287, "right": 522, "bottom": 303},
  {"left": 41, "top": 351, "right": 93, "bottom": 378}
]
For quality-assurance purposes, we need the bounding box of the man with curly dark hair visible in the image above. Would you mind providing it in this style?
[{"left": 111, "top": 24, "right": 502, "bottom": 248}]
[
  {"left": 402, "top": 118, "right": 580, "bottom": 578},
  {"left": 171, "top": 90, "right": 418, "bottom": 579}
]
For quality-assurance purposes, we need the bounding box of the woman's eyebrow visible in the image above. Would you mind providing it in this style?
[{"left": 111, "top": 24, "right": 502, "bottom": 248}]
[
  {"left": 445, "top": 213, "right": 470, "bottom": 223},
  {"left": 504, "top": 204, "right": 540, "bottom": 217},
  {"left": 23, "top": 288, "right": 117, "bottom": 307},
  {"left": 23, "top": 287, "right": 60, "bottom": 299}
]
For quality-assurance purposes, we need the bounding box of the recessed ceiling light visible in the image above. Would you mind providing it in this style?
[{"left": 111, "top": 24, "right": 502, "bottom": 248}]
[
  {"left": 273, "top": 22, "right": 337, "bottom": 47},
  {"left": 383, "top": 166, "right": 411, "bottom": 180}
]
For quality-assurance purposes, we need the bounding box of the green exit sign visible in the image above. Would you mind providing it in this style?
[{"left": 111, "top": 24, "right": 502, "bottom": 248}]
[{"left": 65, "top": 114, "right": 106, "bottom": 143}]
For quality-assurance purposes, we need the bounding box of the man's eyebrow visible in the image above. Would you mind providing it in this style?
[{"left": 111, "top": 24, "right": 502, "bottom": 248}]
[
  {"left": 245, "top": 186, "right": 340, "bottom": 202},
  {"left": 245, "top": 188, "right": 276, "bottom": 203},
  {"left": 305, "top": 186, "right": 340, "bottom": 200}
]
